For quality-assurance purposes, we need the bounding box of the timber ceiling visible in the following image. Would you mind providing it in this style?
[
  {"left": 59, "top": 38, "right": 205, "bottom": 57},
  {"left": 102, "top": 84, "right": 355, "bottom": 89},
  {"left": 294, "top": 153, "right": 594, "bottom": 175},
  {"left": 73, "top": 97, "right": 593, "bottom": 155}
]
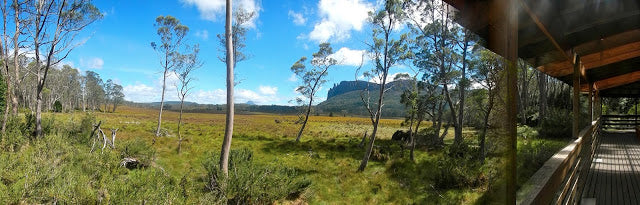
[{"left": 444, "top": 0, "right": 640, "bottom": 97}]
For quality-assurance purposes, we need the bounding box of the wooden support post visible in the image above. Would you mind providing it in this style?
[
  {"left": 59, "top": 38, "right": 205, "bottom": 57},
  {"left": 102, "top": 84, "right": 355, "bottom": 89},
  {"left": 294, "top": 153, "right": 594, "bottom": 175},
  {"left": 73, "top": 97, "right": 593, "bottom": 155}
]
[
  {"left": 573, "top": 54, "right": 581, "bottom": 138},
  {"left": 588, "top": 82, "right": 593, "bottom": 122},
  {"left": 488, "top": 0, "right": 518, "bottom": 203}
]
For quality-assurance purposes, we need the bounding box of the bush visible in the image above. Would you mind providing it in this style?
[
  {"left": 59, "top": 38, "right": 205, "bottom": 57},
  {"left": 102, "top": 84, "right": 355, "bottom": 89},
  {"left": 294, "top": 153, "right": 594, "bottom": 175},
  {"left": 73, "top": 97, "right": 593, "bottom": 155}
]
[
  {"left": 538, "top": 108, "right": 571, "bottom": 138},
  {"left": 53, "top": 101, "right": 63, "bottom": 112},
  {"left": 431, "top": 154, "right": 485, "bottom": 190},
  {"left": 120, "top": 138, "right": 155, "bottom": 168},
  {"left": 416, "top": 127, "right": 444, "bottom": 150},
  {"left": 1, "top": 116, "right": 27, "bottom": 151},
  {"left": 203, "top": 148, "right": 311, "bottom": 204},
  {"left": 517, "top": 139, "right": 563, "bottom": 187},
  {"left": 517, "top": 125, "right": 538, "bottom": 140}
]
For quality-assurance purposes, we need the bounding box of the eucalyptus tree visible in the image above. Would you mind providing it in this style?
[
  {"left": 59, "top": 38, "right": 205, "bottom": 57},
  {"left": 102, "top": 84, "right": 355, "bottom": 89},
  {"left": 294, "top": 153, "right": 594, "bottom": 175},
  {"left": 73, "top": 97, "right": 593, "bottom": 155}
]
[
  {"left": 471, "top": 49, "right": 504, "bottom": 162},
  {"left": 104, "top": 79, "right": 113, "bottom": 111},
  {"left": 218, "top": 5, "right": 255, "bottom": 175},
  {"left": 176, "top": 45, "right": 201, "bottom": 154},
  {"left": 110, "top": 84, "right": 124, "bottom": 112},
  {"left": 358, "top": 0, "right": 412, "bottom": 171},
  {"left": 398, "top": 73, "right": 420, "bottom": 160},
  {"left": 84, "top": 70, "right": 104, "bottom": 111},
  {"left": 30, "top": 0, "right": 102, "bottom": 137},
  {"left": 151, "top": 15, "right": 189, "bottom": 141},
  {"left": 291, "top": 42, "right": 336, "bottom": 142},
  {"left": 10, "top": 0, "right": 27, "bottom": 115},
  {"left": 1, "top": 0, "right": 11, "bottom": 132}
]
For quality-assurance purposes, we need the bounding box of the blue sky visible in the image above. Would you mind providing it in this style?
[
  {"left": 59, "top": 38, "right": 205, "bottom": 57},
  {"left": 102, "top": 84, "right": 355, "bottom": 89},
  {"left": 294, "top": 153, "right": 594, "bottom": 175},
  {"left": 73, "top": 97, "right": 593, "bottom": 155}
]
[{"left": 64, "top": 0, "right": 412, "bottom": 105}]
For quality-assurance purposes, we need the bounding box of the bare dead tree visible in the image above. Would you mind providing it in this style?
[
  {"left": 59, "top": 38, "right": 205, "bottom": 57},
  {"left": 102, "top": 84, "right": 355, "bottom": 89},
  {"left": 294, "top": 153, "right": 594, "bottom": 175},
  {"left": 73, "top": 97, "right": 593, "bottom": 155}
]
[
  {"left": 176, "top": 45, "right": 201, "bottom": 154},
  {"left": 29, "top": 0, "right": 102, "bottom": 137}
]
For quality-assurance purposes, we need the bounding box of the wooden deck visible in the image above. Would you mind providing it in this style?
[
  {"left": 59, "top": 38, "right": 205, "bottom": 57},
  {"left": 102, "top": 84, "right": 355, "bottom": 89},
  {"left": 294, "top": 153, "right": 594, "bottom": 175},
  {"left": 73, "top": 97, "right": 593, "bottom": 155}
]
[{"left": 582, "top": 130, "right": 640, "bottom": 204}]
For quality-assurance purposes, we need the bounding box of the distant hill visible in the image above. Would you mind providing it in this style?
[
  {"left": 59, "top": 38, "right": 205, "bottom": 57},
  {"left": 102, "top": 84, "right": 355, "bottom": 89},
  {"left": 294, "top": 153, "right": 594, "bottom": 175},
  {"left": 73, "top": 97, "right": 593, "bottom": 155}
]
[
  {"left": 126, "top": 80, "right": 415, "bottom": 118},
  {"left": 318, "top": 80, "right": 413, "bottom": 117},
  {"left": 148, "top": 101, "right": 200, "bottom": 106},
  {"left": 129, "top": 101, "right": 299, "bottom": 115}
]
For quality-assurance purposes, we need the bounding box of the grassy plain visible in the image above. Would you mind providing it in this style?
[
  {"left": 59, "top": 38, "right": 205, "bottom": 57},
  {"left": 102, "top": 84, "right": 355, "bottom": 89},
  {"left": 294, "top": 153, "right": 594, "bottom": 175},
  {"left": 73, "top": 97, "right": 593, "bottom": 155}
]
[
  {"left": 0, "top": 106, "right": 570, "bottom": 204},
  {"left": 75, "top": 106, "right": 485, "bottom": 203}
]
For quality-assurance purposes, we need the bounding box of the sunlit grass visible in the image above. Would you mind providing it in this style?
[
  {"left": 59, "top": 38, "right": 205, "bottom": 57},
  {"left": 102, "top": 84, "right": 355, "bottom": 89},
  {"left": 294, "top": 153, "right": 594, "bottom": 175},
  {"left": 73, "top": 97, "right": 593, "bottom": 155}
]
[{"left": 67, "top": 106, "right": 481, "bottom": 203}]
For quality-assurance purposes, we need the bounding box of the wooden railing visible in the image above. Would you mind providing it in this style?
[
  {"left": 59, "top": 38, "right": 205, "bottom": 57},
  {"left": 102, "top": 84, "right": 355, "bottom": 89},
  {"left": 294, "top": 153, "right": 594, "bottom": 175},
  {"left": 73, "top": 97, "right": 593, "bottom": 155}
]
[
  {"left": 517, "top": 118, "right": 601, "bottom": 205},
  {"left": 602, "top": 115, "right": 640, "bottom": 130}
]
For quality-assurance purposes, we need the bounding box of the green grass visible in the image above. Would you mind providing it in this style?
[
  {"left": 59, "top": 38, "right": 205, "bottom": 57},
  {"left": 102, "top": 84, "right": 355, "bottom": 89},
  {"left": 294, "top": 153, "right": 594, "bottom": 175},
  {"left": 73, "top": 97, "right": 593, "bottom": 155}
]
[{"left": 0, "top": 106, "right": 569, "bottom": 204}]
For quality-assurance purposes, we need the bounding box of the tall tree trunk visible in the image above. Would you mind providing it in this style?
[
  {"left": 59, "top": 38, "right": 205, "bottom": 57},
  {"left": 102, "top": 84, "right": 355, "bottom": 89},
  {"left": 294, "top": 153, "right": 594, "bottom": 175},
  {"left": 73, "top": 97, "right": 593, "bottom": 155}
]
[
  {"left": 407, "top": 111, "right": 415, "bottom": 160},
  {"left": 479, "top": 95, "right": 494, "bottom": 163},
  {"left": 296, "top": 95, "right": 313, "bottom": 142},
  {"left": 358, "top": 21, "right": 392, "bottom": 171},
  {"left": 36, "top": 72, "right": 42, "bottom": 137},
  {"left": 1, "top": 0, "right": 10, "bottom": 133},
  {"left": 410, "top": 118, "right": 421, "bottom": 161},
  {"left": 154, "top": 68, "right": 168, "bottom": 141},
  {"left": 219, "top": 0, "right": 234, "bottom": 176},
  {"left": 538, "top": 71, "right": 547, "bottom": 123},
  {"left": 177, "top": 100, "right": 184, "bottom": 154},
  {"left": 443, "top": 85, "right": 460, "bottom": 144},
  {"left": 456, "top": 33, "right": 469, "bottom": 146},
  {"left": 10, "top": 0, "right": 19, "bottom": 115}
]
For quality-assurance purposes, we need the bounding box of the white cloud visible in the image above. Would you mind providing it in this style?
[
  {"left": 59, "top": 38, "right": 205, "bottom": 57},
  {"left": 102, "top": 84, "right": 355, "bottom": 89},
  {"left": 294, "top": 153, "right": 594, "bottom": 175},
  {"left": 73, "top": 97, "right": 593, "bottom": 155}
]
[
  {"left": 195, "top": 30, "right": 209, "bottom": 40},
  {"left": 308, "top": 0, "right": 374, "bottom": 43},
  {"left": 193, "top": 88, "right": 279, "bottom": 104},
  {"left": 60, "top": 61, "right": 75, "bottom": 68},
  {"left": 288, "top": 74, "right": 298, "bottom": 82},
  {"left": 124, "top": 78, "right": 280, "bottom": 105},
  {"left": 181, "top": 0, "right": 260, "bottom": 28},
  {"left": 368, "top": 72, "right": 411, "bottom": 84},
  {"left": 180, "top": 0, "right": 225, "bottom": 21},
  {"left": 330, "top": 47, "right": 367, "bottom": 66},
  {"left": 80, "top": 57, "right": 104, "bottom": 69},
  {"left": 288, "top": 10, "right": 306, "bottom": 25},
  {"left": 123, "top": 83, "right": 156, "bottom": 102},
  {"left": 258, "top": 85, "right": 278, "bottom": 95}
]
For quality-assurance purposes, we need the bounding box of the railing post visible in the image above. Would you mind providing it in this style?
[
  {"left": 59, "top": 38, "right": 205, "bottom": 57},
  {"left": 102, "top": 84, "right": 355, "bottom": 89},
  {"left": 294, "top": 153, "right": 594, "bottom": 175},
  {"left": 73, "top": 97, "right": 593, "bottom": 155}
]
[
  {"left": 589, "top": 82, "right": 593, "bottom": 122},
  {"left": 573, "top": 54, "right": 581, "bottom": 138},
  {"left": 487, "top": 0, "right": 518, "bottom": 202}
]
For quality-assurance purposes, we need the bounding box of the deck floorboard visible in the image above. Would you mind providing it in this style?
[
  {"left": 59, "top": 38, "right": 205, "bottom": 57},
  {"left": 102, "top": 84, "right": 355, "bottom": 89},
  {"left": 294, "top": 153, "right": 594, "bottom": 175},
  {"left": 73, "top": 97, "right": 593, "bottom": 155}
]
[{"left": 583, "top": 131, "right": 640, "bottom": 204}]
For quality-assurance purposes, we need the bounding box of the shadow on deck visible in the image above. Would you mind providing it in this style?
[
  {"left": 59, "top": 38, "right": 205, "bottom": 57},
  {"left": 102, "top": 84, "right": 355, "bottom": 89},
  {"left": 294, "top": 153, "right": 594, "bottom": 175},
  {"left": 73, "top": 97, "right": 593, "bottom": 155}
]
[{"left": 582, "top": 130, "right": 640, "bottom": 204}]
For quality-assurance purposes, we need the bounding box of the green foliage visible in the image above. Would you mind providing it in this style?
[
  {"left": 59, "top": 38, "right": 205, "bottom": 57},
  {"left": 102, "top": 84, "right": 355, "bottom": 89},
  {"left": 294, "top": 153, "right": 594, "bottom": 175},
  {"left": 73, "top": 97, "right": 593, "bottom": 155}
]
[
  {"left": 0, "top": 117, "right": 185, "bottom": 204},
  {"left": 432, "top": 154, "right": 485, "bottom": 190},
  {"left": 0, "top": 73, "right": 6, "bottom": 114},
  {"left": 53, "top": 100, "right": 63, "bottom": 112},
  {"left": 517, "top": 125, "right": 538, "bottom": 140},
  {"left": 120, "top": 138, "right": 156, "bottom": 168},
  {"left": 416, "top": 126, "right": 444, "bottom": 149},
  {"left": 538, "top": 108, "right": 572, "bottom": 138},
  {"left": 1, "top": 116, "right": 27, "bottom": 152},
  {"left": 203, "top": 148, "right": 311, "bottom": 204},
  {"left": 516, "top": 133, "right": 570, "bottom": 188}
]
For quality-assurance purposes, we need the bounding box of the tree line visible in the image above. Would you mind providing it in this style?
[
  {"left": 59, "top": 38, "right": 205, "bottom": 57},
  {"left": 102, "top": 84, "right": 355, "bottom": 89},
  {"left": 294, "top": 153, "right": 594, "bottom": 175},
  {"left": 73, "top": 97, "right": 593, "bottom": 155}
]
[
  {"left": 0, "top": 0, "right": 107, "bottom": 136},
  {"left": 10, "top": 63, "right": 124, "bottom": 113}
]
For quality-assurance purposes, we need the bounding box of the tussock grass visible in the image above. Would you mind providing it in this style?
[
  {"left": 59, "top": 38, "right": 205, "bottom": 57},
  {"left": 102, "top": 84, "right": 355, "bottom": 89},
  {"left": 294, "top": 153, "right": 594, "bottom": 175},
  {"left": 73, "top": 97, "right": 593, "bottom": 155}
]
[{"left": 0, "top": 106, "right": 566, "bottom": 204}]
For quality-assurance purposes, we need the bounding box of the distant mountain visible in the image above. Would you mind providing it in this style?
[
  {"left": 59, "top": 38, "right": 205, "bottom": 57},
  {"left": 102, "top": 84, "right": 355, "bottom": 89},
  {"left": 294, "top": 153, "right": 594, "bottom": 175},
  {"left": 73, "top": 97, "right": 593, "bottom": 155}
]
[
  {"left": 318, "top": 80, "right": 414, "bottom": 117},
  {"left": 327, "top": 81, "right": 379, "bottom": 100},
  {"left": 149, "top": 101, "right": 199, "bottom": 106}
]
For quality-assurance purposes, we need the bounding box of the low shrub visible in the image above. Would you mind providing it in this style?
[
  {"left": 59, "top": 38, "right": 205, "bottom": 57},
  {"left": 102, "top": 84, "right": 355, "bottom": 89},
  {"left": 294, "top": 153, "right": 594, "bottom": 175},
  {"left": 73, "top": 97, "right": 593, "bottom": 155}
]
[
  {"left": 431, "top": 154, "right": 485, "bottom": 190},
  {"left": 517, "top": 139, "right": 564, "bottom": 188},
  {"left": 538, "top": 108, "right": 571, "bottom": 138},
  {"left": 120, "top": 138, "right": 155, "bottom": 168},
  {"left": 416, "top": 126, "right": 444, "bottom": 150},
  {"left": 203, "top": 148, "right": 311, "bottom": 204}
]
